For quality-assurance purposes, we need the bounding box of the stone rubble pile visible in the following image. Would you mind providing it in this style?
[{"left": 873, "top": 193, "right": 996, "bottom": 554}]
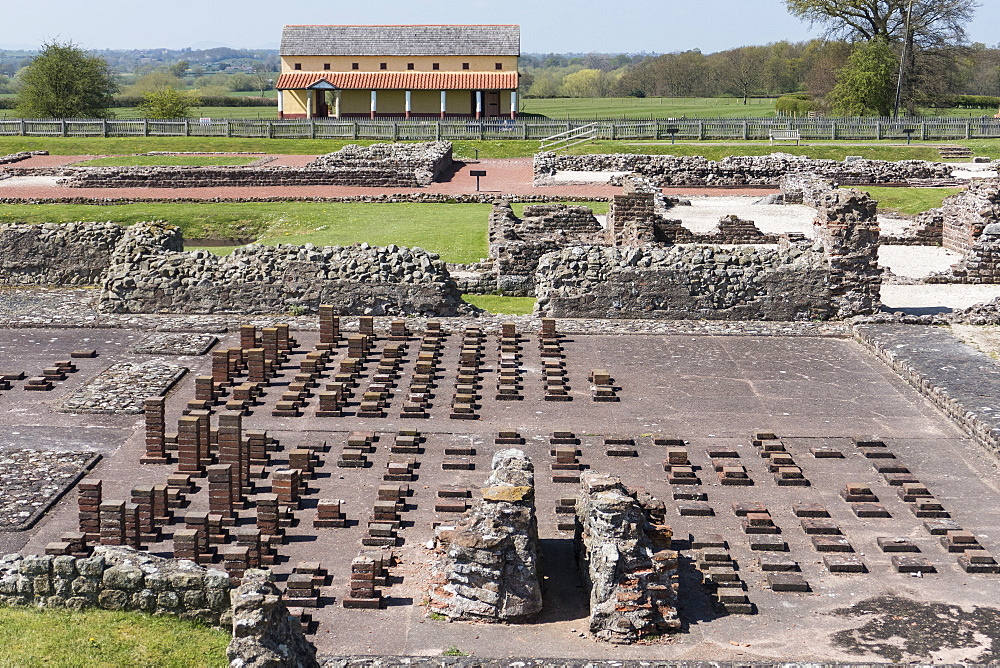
[
  {"left": 576, "top": 473, "right": 680, "bottom": 643},
  {"left": 535, "top": 152, "right": 954, "bottom": 187},
  {"left": 227, "top": 569, "right": 319, "bottom": 668},
  {"left": 0, "top": 150, "right": 47, "bottom": 165},
  {"left": 426, "top": 449, "right": 543, "bottom": 622},
  {"left": 0, "top": 546, "right": 232, "bottom": 625},
  {"left": 306, "top": 141, "right": 453, "bottom": 186}
]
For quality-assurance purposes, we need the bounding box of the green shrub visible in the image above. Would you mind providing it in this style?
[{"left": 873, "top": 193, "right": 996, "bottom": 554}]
[{"left": 775, "top": 94, "right": 815, "bottom": 116}]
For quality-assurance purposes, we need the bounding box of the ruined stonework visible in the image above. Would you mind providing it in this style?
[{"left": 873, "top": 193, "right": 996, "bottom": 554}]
[
  {"left": 0, "top": 222, "right": 127, "bottom": 286},
  {"left": 780, "top": 173, "right": 839, "bottom": 207},
  {"left": 98, "top": 222, "right": 463, "bottom": 316},
  {"left": 0, "top": 546, "right": 231, "bottom": 625},
  {"left": 576, "top": 473, "right": 680, "bottom": 643},
  {"left": 427, "top": 449, "right": 543, "bottom": 621},
  {"left": 929, "top": 223, "right": 1000, "bottom": 284},
  {"left": 227, "top": 569, "right": 319, "bottom": 668},
  {"left": 533, "top": 242, "right": 834, "bottom": 321},
  {"left": 812, "top": 188, "right": 883, "bottom": 316},
  {"left": 535, "top": 152, "right": 954, "bottom": 187},
  {"left": 937, "top": 179, "right": 1000, "bottom": 253},
  {"left": 488, "top": 201, "right": 605, "bottom": 296},
  {"left": 59, "top": 142, "right": 453, "bottom": 189},
  {"left": 606, "top": 194, "right": 690, "bottom": 246}
]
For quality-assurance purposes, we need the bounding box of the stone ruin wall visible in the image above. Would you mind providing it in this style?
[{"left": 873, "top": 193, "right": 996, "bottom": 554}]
[
  {"left": 58, "top": 141, "right": 453, "bottom": 189},
  {"left": 487, "top": 202, "right": 606, "bottom": 296},
  {"left": 99, "top": 223, "right": 463, "bottom": 316},
  {"left": 534, "top": 186, "right": 881, "bottom": 321},
  {"left": 576, "top": 473, "right": 679, "bottom": 643},
  {"left": 0, "top": 220, "right": 463, "bottom": 316},
  {"left": 0, "top": 545, "right": 232, "bottom": 625},
  {"left": 534, "top": 152, "right": 954, "bottom": 187},
  {"left": 0, "top": 221, "right": 128, "bottom": 286},
  {"left": 227, "top": 569, "right": 319, "bottom": 668},
  {"left": 426, "top": 449, "right": 543, "bottom": 622},
  {"left": 937, "top": 178, "right": 1000, "bottom": 253}
]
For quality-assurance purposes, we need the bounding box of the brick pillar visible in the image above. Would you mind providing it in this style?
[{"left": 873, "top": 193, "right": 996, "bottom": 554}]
[
  {"left": 130, "top": 486, "right": 156, "bottom": 539},
  {"left": 151, "top": 483, "right": 171, "bottom": 525},
  {"left": 176, "top": 415, "right": 204, "bottom": 475},
  {"left": 272, "top": 468, "right": 301, "bottom": 508},
  {"left": 78, "top": 478, "right": 102, "bottom": 542},
  {"left": 318, "top": 305, "right": 340, "bottom": 347},
  {"left": 211, "top": 350, "right": 230, "bottom": 387},
  {"left": 246, "top": 430, "right": 269, "bottom": 466},
  {"left": 359, "top": 316, "right": 375, "bottom": 338},
  {"left": 218, "top": 412, "right": 248, "bottom": 500},
  {"left": 207, "top": 464, "right": 235, "bottom": 519},
  {"left": 140, "top": 397, "right": 168, "bottom": 464},
  {"left": 195, "top": 376, "right": 216, "bottom": 404},
  {"left": 247, "top": 348, "right": 267, "bottom": 384},
  {"left": 99, "top": 500, "right": 126, "bottom": 546},
  {"left": 261, "top": 327, "right": 280, "bottom": 367},
  {"left": 255, "top": 494, "right": 280, "bottom": 536},
  {"left": 240, "top": 325, "right": 258, "bottom": 351},
  {"left": 189, "top": 410, "right": 213, "bottom": 468}
]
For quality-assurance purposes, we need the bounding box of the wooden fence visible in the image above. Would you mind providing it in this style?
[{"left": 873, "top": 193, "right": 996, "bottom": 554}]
[{"left": 1, "top": 117, "right": 999, "bottom": 141}]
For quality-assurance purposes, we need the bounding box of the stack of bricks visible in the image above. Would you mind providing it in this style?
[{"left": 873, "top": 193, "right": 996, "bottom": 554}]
[
  {"left": 357, "top": 348, "right": 399, "bottom": 418},
  {"left": 694, "top": 538, "right": 756, "bottom": 613},
  {"left": 241, "top": 324, "right": 259, "bottom": 351},
  {"left": 538, "top": 318, "right": 567, "bottom": 395},
  {"left": 45, "top": 532, "right": 91, "bottom": 558},
  {"left": 604, "top": 436, "right": 637, "bottom": 457},
  {"left": 435, "top": 486, "right": 470, "bottom": 513},
  {"left": 589, "top": 368, "right": 618, "bottom": 402},
  {"left": 261, "top": 327, "right": 281, "bottom": 369},
  {"left": 140, "top": 397, "right": 169, "bottom": 464},
  {"left": 751, "top": 432, "right": 808, "bottom": 487},
  {"left": 288, "top": 448, "right": 319, "bottom": 479},
  {"left": 246, "top": 348, "right": 268, "bottom": 385},
  {"left": 391, "top": 430, "right": 421, "bottom": 454},
  {"left": 364, "top": 489, "right": 404, "bottom": 547},
  {"left": 840, "top": 483, "right": 891, "bottom": 518},
  {"left": 388, "top": 319, "right": 410, "bottom": 341},
  {"left": 359, "top": 316, "right": 375, "bottom": 338},
  {"left": 450, "top": 326, "right": 483, "bottom": 420},
  {"left": 346, "top": 334, "right": 371, "bottom": 361},
  {"left": 550, "top": 431, "right": 582, "bottom": 484},
  {"left": 165, "top": 473, "right": 194, "bottom": 509},
  {"left": 275, "top": 323, "right": 296, "bottom": 353},
  {"left": 217, "top": 412, "right": 250, "bottom": 502},
  {"left": 24, "top": 375, "right": 53, "bottom": 391},
  {"left": 246, "top": 430, "right": 271, "bottom": 467},
  {"left": 664, "top": 446, "right": 699, "bottom": 485},
  {"left": 285, "top": 570, "right": 320, "bottom": 608},
  {"left": 211, "top": 349, "right": 232, "bottom": 391},
  {"left": 99, "top": 500, "right": 127, "bottom": 546},
  {"left": 176, "top": 414, "right": 208, "bottom": 476},
  {"left": 317, "top": 305, "right": 340, "bottom": 350},
  {"left": 185, "top": 514, "right": 220, "bottom": 561},
  {"left": 130, "top": 486, "right": 160, "bottom": 541},
  {"left": 316, "top": 383, "right": 347, "bottom": 417},
  {"left": 496, "top": 322, "right": 523, "bottom": 401},
  {"left": 227, "top": 381, "right": 262, "bottom": 415},
  {"left": 255, "top": 494, "right": 284, "bottom": 543},
  {"left": 194, "top": 375, "right": 216, "bottom": 407},
  {"left": 343, "top": 553, "right": 385, "bottom": 609},
  {"left": 442, "top": 436, "right": 475, "bottom": 471},
  {"left": 272, "top": 468, "right": 302, "bottom": 509},
  {"left": 172, "top": 528, "right": 202, "bottom": 562},
  {"left": 337, "top": 431, "right": 375, "bottom": 468},
  {"left": 384, "top": 457, "right": 415, "bottom": 483},
  {"left": 234, "top": 528, "right": 263, "bottom": 569},
  {"left": 78, "top": 478, "right": 102, "bottom": 543},
  {"left": 402, "top": 326, "right": 445, "bottom": 418},
  {"left": 207, "top": 464, "right": 237, "bottom": 522},
  {"left": 218, "top": 545, "right": 251, "bottom": 583},
  {"left": 314, "top": 499, "right": 347, "bottom": 528},
  {"left": 555, "top": 497, "right": 577, "bottom": 531},
  {"left": 496, "top": 430, "right": 525, "bottom": 446}
]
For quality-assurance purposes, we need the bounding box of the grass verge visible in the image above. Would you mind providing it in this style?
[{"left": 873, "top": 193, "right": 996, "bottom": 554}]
[
  {"left": 851, "top": 186, "right": 962, "bottom": 215},
  {"left": 462, "top": 295, "right": 536, "bottom": 315},
  {"left": 0, "top": 607, "right": 228, "bottom": 667},
  {"left": 73, "top": 155, "right": 260, "bottom": 167}
]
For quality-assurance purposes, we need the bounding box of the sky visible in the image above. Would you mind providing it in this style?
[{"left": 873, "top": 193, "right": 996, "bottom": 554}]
[{"left": 2, "top": 0, "right": 999, "bottom": 54}]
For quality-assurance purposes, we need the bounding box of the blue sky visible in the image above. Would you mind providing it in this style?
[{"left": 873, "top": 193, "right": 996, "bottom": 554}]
[{"left": 3, "top": 0, "right": 999, "bottom": 53}]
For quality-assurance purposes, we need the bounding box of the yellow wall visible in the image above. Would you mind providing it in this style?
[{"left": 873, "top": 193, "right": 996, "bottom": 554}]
[
  {"left": 281, "top": 55, "right": 518, "bottom": 75},
  {"left": 341, "top": 90, "right": 370, "bottom": 115},
  {"left": 282, "top": 85, "right": 516, "bottom": 117}
]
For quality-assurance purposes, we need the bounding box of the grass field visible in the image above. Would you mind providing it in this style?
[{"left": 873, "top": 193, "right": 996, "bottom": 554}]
[
  {"left": 521, "top": 97, "right": 780, "bottom": 119},
  {"left": 0, "top": 607, "right": 228, "bottom": 667},
  {"left": 855, "top": 186, "right": 962, "bottom": 215},
  {"left": 462, "top": 294, "right": 536, "bottom": 314},
  {"left": 2, "top": 136, "right": 997, "bottom": 162},
  {"left": 74, "top": 155, "right": 261, "bottom": 167}
]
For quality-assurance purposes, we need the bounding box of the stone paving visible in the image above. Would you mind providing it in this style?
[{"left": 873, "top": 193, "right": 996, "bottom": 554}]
[{"left": 2, "top": 316, "right": 999, "bottom": 662}]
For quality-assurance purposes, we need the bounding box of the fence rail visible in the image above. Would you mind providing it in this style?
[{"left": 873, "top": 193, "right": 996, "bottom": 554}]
[{"left": 2, "top": 117, "right": 1000, "bottom": 141}]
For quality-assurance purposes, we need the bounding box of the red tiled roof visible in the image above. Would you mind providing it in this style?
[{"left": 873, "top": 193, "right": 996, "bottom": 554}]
[{"left": 276, "top": 71, "right": 518, "bottom": 91}]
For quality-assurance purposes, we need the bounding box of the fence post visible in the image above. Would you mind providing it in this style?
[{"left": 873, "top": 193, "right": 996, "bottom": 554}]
[
  {"left": 742, "top": 121, "right": 749, "bottom": 140},
  {"left": 102, "top": 119, "right": 108, "bottom": 138},
  {"left": 310, "top": 119, "right": 316, "bottom": 139},
  {"left": 184, "top": 120, "right": 190, "bottom": 137},
  {"left": 267, "top": 121, "right": 273, "bottom": 139},
  {"left": 830, "top": 121, "right": 836, "bottom": 141},
  {"left": 521, "top": 122, "right": 527, "bottom": 140},
  {"left": 392, "top": 122, "right": 398, "bottom": 141},
  {"left": 920, "top": 122, "right": 927, "bottom": 141},
  {"left": 61, "top": 120, "right": 67, "bottom": 137},
  {"left": 965, "top": 122, "right": 971, "bottom": 140},
  {"left": 698, "top": 120, "right": 704, "bottom": 140},
  {"left": 143, "top": 120, "right": 149, "bottom": 137},
  {"left": 876, "top": 121, "right": 882, "bottom": 140},
  {"left": 226, "top": 120, "right": 232, "bottom": 138},
  {"left": 435, "top": 122, "right": 441, "bottom": 141}
]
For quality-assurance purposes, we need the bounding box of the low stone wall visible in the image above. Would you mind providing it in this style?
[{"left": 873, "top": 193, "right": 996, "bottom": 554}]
[
  {"left": 0, "top": 545, "right": 232, "bottom": 625},
  {"left": 59, "top": 142, "right": 453, "bottom": 189},
  {"left": 535, "top": 152, "right": 954, "bottom": 187},
  {"left": 928, "top": 222, "right": 1000, "bottom": 284},
  {"left": 427, "top": 449, "right": 543, "bottom": 622},
  {"left": 0, "top": 150, "right": 47, "bottom": 165},
  {"left": 535, "top": 186, "right": 881, "bottom": 321},
  {"left": 0, "top": 221, "right": 127, "bottom": 286},
  {"left": 576, "top": 473, "right": 679, "bottom": 643},
  {"left": 488, "top": 201, "right": 606, "bottom": 296},
  {"left": 938, "top": 179, "right": 1000, "bottom": 252},
  {"left": 99, "top": 225, "right": 463, "bottom": 316},
  {"left": 227, "top": 569, "right": 319, "bottom": 668}
]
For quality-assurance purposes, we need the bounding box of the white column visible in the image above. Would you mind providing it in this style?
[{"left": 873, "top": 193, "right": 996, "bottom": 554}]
[
  {"left": 334, "top": 90, "right": 341, "bottom": 119},
  {"left": 306, "top": 91, "right": 312, "bottom": 118},
  {"left": 405, "top": 90, "right": 412, "bottom": 119},
  {"left": 510, "top": 91, "right": 517, "bottom": 119},
  {"left": 277, "top": 90, "right": 284, "bottom": 117},
  {"left": 440, "top": 90, "right": 447, "bottom": 119},
  {"left": 370, "top": 90, "right": 377, "bottom": 119},
  {"left": 475, "top": 90, "right": 482, "bottom": 119}
]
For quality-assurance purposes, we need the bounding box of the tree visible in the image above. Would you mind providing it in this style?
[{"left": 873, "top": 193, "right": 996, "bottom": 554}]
[
  {"left": 137, "top": 88, "right": 198, "bottom": 119},
  {"left": 721, "top": 46, "right": 767, "bottom": 103},
  {"left": 561, "top": 69, "right": 605, "bottom": 98},
  {"left": 169, "top": 60, "right": 190, "bottom": 78},
  {"left": 830, "top": 38, "right": 898, "bottom": 116},
  {"left": 14, "top": 41, "right": 118, "bottom": 118},
  {"left": 784, "top": 0, "right": 978, "bottom": 48},
  {"left": 124, "top": 71, "right": 186, "bottom": 95}
]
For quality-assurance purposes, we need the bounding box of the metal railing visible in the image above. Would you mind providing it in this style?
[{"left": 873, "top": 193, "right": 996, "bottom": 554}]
[
  {"left": 1, "top": 117, "right": 999, "bottom": 141},
  {"left": 539, "top": 122, "right": 600, "bottom": 151}
]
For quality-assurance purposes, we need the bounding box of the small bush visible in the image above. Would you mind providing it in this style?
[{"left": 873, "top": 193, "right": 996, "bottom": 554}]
[{"left": 775, "top": 94, "right": 815, "bottom": 117}]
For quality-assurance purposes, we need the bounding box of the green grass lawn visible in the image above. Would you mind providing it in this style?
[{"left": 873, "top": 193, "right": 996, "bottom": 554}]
[
  {"left": 462, "top": 294, "right": 536, "bottom": 314},
  {"left": 0, "top": 607, "right": 228, "bottom": 667},
  {"left": 0, "top": 106, "right": 279, "bottom": 120},
  {"left": 566, "top": 140, "right": 951, "bottom": 162},
  {"left": 522, "top": 97, "right": 779, "bottom": 119},
  {"left": 853, "top": 186, "right": 962, "bottom": 215},
  {"left": 73, "top": 155, "right": 261, "bottom": 167}
]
